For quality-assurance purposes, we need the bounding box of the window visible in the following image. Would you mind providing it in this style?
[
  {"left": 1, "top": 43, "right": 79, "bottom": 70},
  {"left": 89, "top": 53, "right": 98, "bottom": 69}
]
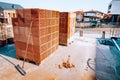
[
  {"left": 108, "top": 11, "right": 111, "bottom": 13},
  {"left": 108, "top": 4, "right": 112, "bottom": 10}
]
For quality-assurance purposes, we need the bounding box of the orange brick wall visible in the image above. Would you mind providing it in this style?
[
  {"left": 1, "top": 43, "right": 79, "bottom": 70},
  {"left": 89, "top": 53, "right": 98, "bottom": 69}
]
[
  {"left": 59, "top": 12, "right": 76, "bottom": 46},
  {"left": 12, "top": 8, "right": 59, "bottom": 64}
]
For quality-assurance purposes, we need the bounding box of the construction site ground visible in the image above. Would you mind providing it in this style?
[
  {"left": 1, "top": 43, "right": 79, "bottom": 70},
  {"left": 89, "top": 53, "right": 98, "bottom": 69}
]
[{"left": 0, "top": 30, "right": 109, "bottom": 80}]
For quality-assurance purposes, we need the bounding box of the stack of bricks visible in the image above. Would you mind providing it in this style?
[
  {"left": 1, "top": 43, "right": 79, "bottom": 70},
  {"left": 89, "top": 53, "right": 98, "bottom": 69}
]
[
  {"left": 59, "top": 12, "right": 76, "bottom": 46},
  {"left": 12, "top": 8, "right": 59, "bottom": 64}
]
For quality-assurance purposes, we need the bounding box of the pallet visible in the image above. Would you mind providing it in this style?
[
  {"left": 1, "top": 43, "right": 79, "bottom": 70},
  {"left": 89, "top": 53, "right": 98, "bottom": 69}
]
[{"left": 16, "top": 57, "right": 40, "bottom": 65}]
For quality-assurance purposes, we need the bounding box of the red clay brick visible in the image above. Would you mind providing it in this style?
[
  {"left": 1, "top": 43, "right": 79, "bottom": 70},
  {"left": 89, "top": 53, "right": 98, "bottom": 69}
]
[{"left": 13, "top": 8, "right": 59, "bottom": 64}]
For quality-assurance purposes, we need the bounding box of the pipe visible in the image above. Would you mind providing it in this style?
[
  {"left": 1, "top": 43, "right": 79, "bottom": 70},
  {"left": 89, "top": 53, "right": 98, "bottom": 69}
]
[
  {"left": 0, "top": 54, "right": 26, "bottom": 76},
  {"left": 0, "top": 54, "right": 15, "bottom": 66},
  {"left": 87, "top": 58, "right": 95, "bottom": 71},
  {"left": 112, "top": 39, "right": 120, "bottom": 52}
]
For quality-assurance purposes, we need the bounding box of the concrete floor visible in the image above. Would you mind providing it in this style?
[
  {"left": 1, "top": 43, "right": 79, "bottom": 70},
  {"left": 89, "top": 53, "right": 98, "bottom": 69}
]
[{"left": 0, "top": 31, "right": 98, "bottom": 80}]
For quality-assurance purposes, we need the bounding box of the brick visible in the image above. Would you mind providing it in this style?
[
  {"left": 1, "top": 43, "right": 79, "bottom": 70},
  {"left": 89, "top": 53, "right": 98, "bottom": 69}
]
[
  {"left": 39, "top": 19, "right": 46, "bottom": 28},
  {"left": 23, "top": 9, "right": 31, "bottom": 19},
  {"left": 32, "top": 45, "right": 40, "bottom": 53},
  {"left": 13, "top": 27, "right": 19, "bottom": 35},
  {"left": 16, "top": 49, "right": 25, "bottom": 58},
  {"left": 13, "top": 8, "right": 59, "bottom": 64},
  {"left": 46, "top": 19, "right": 49, "bottom": 26},
  {"left": 45, "top": 10, "right": 52, "bottom": 18},
  {"left": 16, "top": 9, "right": 24, "bottom": 18},
  {"left": 32, "top": 19, "right": 40, "bottom": 27},
  {"left": 40, "top": 43, "right": 48, "bottom": 53},
  {"left": 59, "top": 12, "right": 76, "bottom": 46},
  {"left": 12, "top": 18, "right": 18, "bottom": 26},
  {"left": 47, "top": 27, "right": 52, "bottom": 34},
  {"left": 31, "top": 9, "right": 39, "bottom": 18},
  {"left": 39, "top": 9, "right": 46, "bottom": 18},
  {"left": 26, "top": 52, "right": 34, "bottom": 61},
  {"left": 31, "top": 27, "right": 39, "bottom": 37},
  {"left": 39, "top": 28, "right": 46, "bottom": 36},
  {"left": 18, "top": 18, "right": 24, "bottom": 27},
  {"left": 47, "top": 41, "right": 52, "bottom": 49},
  {"left": 24, "top": 18, "right": 32, "bottom": 27},
  {"left": 32, "top": 37, "right": 39, "bottom": 46}
]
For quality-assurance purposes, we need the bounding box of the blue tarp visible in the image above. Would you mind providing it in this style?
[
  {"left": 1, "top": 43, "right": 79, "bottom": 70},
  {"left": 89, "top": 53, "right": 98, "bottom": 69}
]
[
  {"left": 96, "top": 38, "right": 120, "bottom": 80},
  {"left": 0, "top": 44, "right": 16, "bottom": 58}
]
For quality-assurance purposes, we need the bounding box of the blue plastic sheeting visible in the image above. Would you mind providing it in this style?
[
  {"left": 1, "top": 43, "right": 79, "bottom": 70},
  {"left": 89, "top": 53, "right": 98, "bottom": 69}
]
[
  {"left": 96, "top": 38, "right": 120, "bottom": 80},
  {"left": 0, "top": 2, "right": 23, "bottom": 10},
  {"left": 0, "top": 44, "right": 16, "bottom": 58}
]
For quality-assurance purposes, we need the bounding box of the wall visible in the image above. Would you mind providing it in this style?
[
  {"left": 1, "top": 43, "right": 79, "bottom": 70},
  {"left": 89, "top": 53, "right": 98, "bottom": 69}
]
[
  {"left": 3, "top": 10, "right": 16, "bottom": 24},
  {"left": 108, "top": 0, "right": 120, "bottom": 14},
  {"left": 76, "top": 14, "right": 83, "bottom": 21},
  {"left": 84, "top": 13, "right": 96, "bottom": 16},
  {"left": 0, "top": 9, "right": 4, "bottom": 18}
]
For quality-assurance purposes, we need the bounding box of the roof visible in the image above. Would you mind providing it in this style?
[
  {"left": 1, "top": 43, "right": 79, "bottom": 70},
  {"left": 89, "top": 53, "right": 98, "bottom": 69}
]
[
  {"left": 84, "top": 10, "right": 104, "bottom": 14},
  {"left": 0, "top": 2, "right": 23, "bottom": 10},
  {"left": 74, "top": 11, "right": 84, "bottom": 15}
]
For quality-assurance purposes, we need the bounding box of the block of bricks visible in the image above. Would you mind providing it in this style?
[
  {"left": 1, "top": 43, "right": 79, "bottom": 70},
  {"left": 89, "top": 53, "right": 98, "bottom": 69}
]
[
  {"left": 59, "top": 12, "right": 76, "bottom": 46},
  {"left": 12, "top": 8, "right": 59, "bottom": 64}
]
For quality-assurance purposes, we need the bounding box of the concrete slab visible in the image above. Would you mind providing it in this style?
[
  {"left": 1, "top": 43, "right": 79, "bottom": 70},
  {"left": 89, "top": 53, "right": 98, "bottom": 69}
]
[{"left": 0, "top": 31, "right": 97, "bottom": 80}]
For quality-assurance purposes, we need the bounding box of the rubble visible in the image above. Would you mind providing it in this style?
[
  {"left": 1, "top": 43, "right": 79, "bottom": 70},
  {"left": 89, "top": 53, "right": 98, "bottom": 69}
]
[{"left": 58, "top": 55, "right": 75, "bottom": 69}]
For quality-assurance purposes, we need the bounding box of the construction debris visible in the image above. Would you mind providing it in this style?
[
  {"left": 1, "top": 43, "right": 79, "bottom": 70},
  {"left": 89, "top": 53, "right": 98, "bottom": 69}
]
[{"left": 58, "top": 55, "right": 75, "bottom": 69}]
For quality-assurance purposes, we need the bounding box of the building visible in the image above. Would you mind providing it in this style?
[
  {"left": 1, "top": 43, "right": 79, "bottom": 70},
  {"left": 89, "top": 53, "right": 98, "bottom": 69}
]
[
  {"left": 84, "top": 10, "right": 104, "bottom": 22},
  {"left": 108, "top": 0, "right": 120, "bottom": 25},
  {"left": 75, "top": 10, "right": 104, "bottom": 28},
  {"left": 108, "top": 0, "right": 120, "bottom": 14},
  {"left": 74, "top": 11, "right": 84, "bottom": 22},
  {"left": 0, "top": 2, "right": 23, "bottom": 24},
  {"left": 0, "top": 2, "right": 23, "bottom": 47}
]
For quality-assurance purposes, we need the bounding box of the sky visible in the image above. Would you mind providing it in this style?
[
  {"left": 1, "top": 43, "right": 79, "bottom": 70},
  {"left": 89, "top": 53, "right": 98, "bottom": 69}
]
[{"left": 0, "top": 0, "right": 112, "bottom": 13}]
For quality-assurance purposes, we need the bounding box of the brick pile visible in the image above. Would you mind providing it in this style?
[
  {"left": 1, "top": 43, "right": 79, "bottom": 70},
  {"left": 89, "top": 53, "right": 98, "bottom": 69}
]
[
  {"left": 59, "top": 12, "right": 76, "bottom": 46},
  {"left": 12, "top": 8, "right": 59, "bottom": 64}
]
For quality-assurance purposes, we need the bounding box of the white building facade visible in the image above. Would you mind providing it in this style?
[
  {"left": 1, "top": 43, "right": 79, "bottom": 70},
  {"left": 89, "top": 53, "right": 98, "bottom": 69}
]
[
  {"left": 108, "top": 0, "right": 120, "bottom": 25},
  {"left": 84, "top": 10, "right": 103, "bottom": 21},
  {"left": 108, "top": 0, "right": 120, "bottom": 14}
]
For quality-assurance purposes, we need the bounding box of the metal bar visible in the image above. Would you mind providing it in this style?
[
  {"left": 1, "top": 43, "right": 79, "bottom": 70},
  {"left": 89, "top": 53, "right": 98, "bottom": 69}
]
[
  {"left": 22, "top": 21, "right": 33, "bottom": 68},
  {"left": 0, "top": 54, "right": 15, "bottom": 66},
  {"left": 0, "top": 54, "right": 26, "bottom": 76},
  {"left": 112, "top": 39, "right": 120, "bottom": 52}
]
